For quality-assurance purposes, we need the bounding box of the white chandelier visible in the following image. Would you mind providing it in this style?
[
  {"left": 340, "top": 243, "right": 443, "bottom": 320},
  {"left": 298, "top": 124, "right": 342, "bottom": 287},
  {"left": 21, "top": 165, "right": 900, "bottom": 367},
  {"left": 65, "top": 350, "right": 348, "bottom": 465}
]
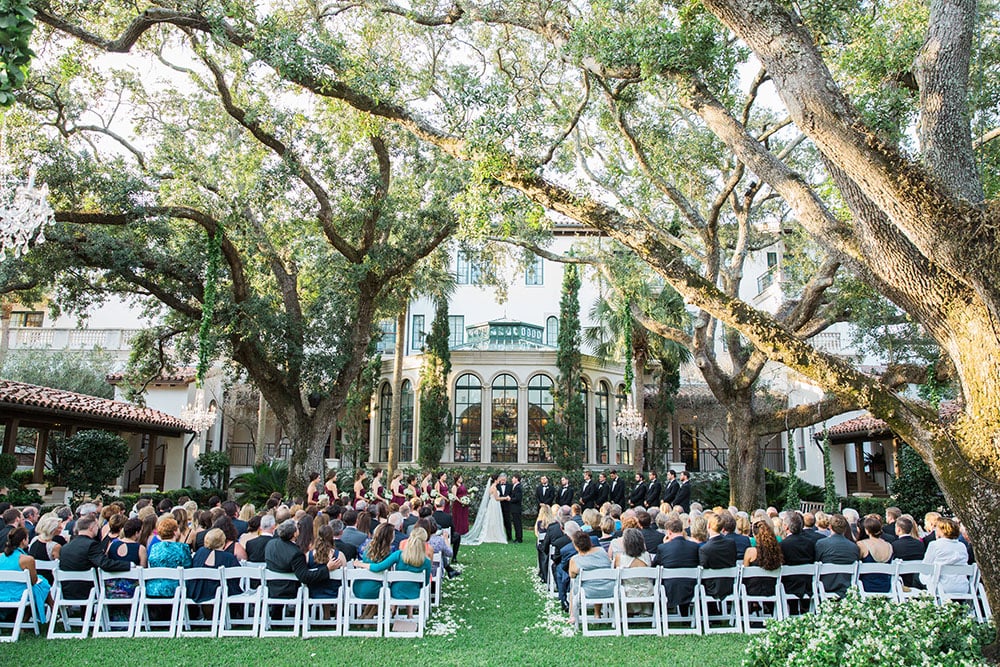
[
  {"left": 614, "top": 400, "right": 647, "bottom": 440},
  {"left": 181, "top": 386, "right": 218, "bottom": 433},
  {"left": 0, "top": 164, "right": 55, "bottom": 261}
]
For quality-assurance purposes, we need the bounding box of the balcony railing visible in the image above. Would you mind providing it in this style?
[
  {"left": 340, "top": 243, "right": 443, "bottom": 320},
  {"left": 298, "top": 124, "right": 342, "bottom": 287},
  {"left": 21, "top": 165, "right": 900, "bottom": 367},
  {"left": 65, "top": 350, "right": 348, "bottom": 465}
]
[
  {"left": 684, "top": 447, "right": 787, "bottom": 473},
  {"left": 756, "top": 265, "right": 781, "bottom": 295},
  {"left": 225, "top": 441, "right": 292, "bottom": 467},
  {"left": 7, "top": 327, "right": 144, "bottom": 352},
  {"left": 808, "top": 331, "right": 842, "bottom": 354}
]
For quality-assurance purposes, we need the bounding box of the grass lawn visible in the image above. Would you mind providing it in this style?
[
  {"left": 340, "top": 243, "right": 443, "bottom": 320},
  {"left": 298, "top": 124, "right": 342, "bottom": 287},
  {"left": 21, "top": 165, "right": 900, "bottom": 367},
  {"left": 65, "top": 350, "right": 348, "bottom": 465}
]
[{"left": 6, "top": 541, "right": 749, "bottom": 667}]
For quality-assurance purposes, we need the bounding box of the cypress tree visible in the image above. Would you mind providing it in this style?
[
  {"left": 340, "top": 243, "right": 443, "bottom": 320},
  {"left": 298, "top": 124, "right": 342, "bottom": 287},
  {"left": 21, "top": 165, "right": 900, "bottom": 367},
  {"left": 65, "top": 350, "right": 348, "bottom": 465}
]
[
  {"left": 418, "top": 298, "right": 452, "bottom": 470},
  {"left": 548, "top": 263, "right": 586, "bottom": 473}
]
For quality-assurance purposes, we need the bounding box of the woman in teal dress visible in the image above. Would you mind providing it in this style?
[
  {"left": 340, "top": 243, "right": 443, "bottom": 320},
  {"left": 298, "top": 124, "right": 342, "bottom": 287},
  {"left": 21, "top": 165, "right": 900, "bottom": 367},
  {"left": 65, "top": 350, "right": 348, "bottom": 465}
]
[
  {"left": 360, "top": 527, "right": 432, "bottom": 600},
  {"left": 353, "top": 523, "right": 395, "bottom": 600},
  {"left": 0, "top": 527, "right": 50, "bottom": 623},
  {"left": 146, "top": 517, "right": 192, "bottom": 598}
]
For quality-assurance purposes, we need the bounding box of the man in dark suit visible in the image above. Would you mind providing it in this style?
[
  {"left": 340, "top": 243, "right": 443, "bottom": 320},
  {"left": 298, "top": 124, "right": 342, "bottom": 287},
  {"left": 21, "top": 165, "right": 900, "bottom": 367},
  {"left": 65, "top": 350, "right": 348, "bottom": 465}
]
[
  {"left": 509, "top": 476, "right": 524, "bottom": 543},
  {"left": 265, "top": 519, "right": 342, "bottom": 602},
  {"left": 645, "top": 471, "right": 662, "bottom": 508},
  {"left": 674, "top": 471, "right": 692, "bottom": 513},
  {"left": 779, "top": 512, "right": 816, "bottom": 613},
  {"left": 330, "top": 519, "right": 358, "bottom": 561},
  {"left": 0, "top": 508, "right": 21, "bottom": 546},
  {"left": 653, "top": 517, "right": 701, "bottom": 612},
  {"left": 699, "top": 514, "right": 738, "bottom": 602},
  {"left": 891, "top": 516, "right": 926, "bottom": 588},
  {"left": 58, "top": 514, "right": 131, "bottom": 599},
  {"left": 245, "top": 514, "right": 276, "bottom": 562},
  {"left": 662, "top": 470, "right": 680, "bottom": 508},
  {"left": 607, "top": 470, "right": 626, "bottom": 507},
  {"left": 339, "top": 509, "right": 368, "bottom": 552},
  {"left": 801, "top": 512, "right": 824, "bottom": 544},
  {"left": 720, "top": 511, "right": 751, "bottom": 560},
  {"left": 579, "top": 471, "right": 597, "bottom": 510},
  {"left": 814, "top": 514, "right": 860, "bottom": 598},
  {"left": 433, "top": 496, "right": 462, "bottom": 559},
  {"left": 637, "top": 509, "right": 664, "bottom": 554},
  {"left": 538, "top": 509, "right": 568, "bottom": 582},
  {"left": 628, "top": 472, "right": 647, "bottom": 508},
  {"left": 496, "top": 474, "right": 513, "bottom": 542},
  {"left": 555, "top": 477, "right": 574, "bottom": 507},
  {"left": 535, "top": 475, "right": 555, "bottom": 507},
  {"left": 222, "top": 500, "right": 248, "bottom": 537},
  {"left": 595, "top": 473, "right": 610, "bottom": 508},
  {"left": 882, "top": 506, "right": 901, "bottom": 543}
]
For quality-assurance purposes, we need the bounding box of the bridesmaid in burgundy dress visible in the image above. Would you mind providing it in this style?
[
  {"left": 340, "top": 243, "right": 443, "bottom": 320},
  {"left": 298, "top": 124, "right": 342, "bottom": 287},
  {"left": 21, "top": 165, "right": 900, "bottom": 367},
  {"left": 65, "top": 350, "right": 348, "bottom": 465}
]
[
  {"left": 435, "top": 472, "right": 451, "bottom": 511},
  {"left": 389, "top": 470, "right": 406, "bottom": 506},
  {"left": 451, "top": 474, "right": 470, "bottom": 536}
]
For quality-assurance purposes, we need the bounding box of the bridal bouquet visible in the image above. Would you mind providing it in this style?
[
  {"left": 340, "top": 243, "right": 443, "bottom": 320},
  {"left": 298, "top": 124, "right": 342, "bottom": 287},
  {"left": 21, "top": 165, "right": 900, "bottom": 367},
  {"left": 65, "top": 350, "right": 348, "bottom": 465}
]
[
  {"left": 364, "top": 490, "right": 375, "bottom": 501},
  {"left": 420, "top": 492, "right": 430, "bottom": 502},
  {"left": 459, "top": 495, "right": 472, "bottom": 506},
  {"left": 448, "top": 492, "right": 458, "bottom": 502},
  {"left": 430, "top": 489, "right": 440, "bottom": 498},
  {"left": 404, "top": 488, "right": 415, "bottom": 498}
]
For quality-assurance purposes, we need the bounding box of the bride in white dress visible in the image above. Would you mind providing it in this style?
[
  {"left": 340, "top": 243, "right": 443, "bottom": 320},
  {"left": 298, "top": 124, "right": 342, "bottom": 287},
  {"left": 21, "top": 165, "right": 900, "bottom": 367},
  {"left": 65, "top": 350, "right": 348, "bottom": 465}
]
[{"left": 463, "top": 475, "right": 508, "bottom": 545}]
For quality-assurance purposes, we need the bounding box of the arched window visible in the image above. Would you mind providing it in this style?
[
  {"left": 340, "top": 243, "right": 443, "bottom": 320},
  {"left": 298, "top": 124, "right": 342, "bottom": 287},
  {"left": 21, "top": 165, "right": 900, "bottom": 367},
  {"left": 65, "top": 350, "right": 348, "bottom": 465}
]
[
  {"left": 615, "top": 383, "right": 631, "bottom": 465},
  {"left": 527, "top": 374, "right": 554, "bottom": 463},
  {"left": 546, "top": 316, "right": 559, "bottom": 346},
  {"left": 453, "top": 374, "right": 482, "bottom": 462},
  {"left": 595, "top": 381, "right": 610, "bottom": 465},
  {"left": 579, "top": 378, "right": 589, "bottom": 462},
  {"left": 399, "top": 380, "right": 414, "bottom": 462},
  {"left": 491, "top": 374, "right": 518, "bottom": 463},
  {"left": 378, "top": 383, "right": 392, "bottom": 462}
]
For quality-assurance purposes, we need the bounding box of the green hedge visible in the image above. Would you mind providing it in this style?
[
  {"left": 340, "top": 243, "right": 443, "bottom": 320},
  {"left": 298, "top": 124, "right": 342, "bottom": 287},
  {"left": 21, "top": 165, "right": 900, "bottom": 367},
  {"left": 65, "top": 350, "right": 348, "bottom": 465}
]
[
  {"left": 689, "top": 470, "right": 826, "bottom": 510},
  {"left": 838, "top": 495, "right": 893, "bottom": 517}
]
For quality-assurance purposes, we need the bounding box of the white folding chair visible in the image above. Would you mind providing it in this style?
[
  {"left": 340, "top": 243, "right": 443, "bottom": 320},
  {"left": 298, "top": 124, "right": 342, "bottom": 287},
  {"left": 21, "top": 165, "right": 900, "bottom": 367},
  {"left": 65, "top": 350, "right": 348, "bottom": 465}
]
[
  {"left": 260, "top": 570, "right": 303, "bottom": 637},
  {"left": 778, "top": 563, "right": 818, "bottom": 616},
  {"left": 94, "top": 568, "right": 141, "bottom": 638},
  {"left": 700, "top": 566, "right": 742, "bottom": 634},
  {"left": 814, "top": 562, "right": 858, "bottom": 602},
  {"left": 893, "top": 561, "right": 936, "bottom": 602},
  {"left": 383, "top": 570, "right": 428, "bottom": 638},
  {"left": 343, "top": 568, "right": 384, "bottom": 637},
  {"left": 975, "top": 565, "right": 992, "bottom": 621},
  {"left": 934, "top": 564, "right": 983, "bottom": 620},
  {"left": 48, "top": 569, "right": 97, "bottom": 639},
  {"left": 302, "top": 569, "right": 345, "bottom": 638},
  {"left": 547, "top": 546, "right": 558, "bottom": 595},
  {"left": 659, "top": 566, "right": 703, "bottom": 635},
  {"left": 577, "top": 568, "right": 620, "bottom": 636},
  {"left": 178, "top": 567, "right": 225, "bottom": 637},
  {"left": 431, "top": 552, "right": 444, "bottom": 607},
  {"left": 0, "top": 569, "right": 40, "bottom": 642},
  {"left": 619, "top": 567, "right": 661, "bottom": 636},
  {"left": 34, "top": 560, "right": 58, "bottom": 584},
  {"left": 740, "top": 567, "right": 783, "bottom": 633},
  {"left": 219, "top": 566, "right": 263, "bottom": 637},
  {"left": 136, "top": 567, "right": 183, "bottom": 637},
  {"left": 855, "top": 561, "right": 899, "bottom": 599}
]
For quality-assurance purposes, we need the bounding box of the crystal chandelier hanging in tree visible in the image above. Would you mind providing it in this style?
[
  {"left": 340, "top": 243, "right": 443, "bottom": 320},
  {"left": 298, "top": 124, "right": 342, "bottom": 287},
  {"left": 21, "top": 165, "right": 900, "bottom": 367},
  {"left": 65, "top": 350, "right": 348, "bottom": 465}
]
[
  {"left": 614, "top": 313, "right": 648, "bottom": 441},
  {"left": 181, "top": 226, "right": 221, "bottom": 433},
  {"left": 0, "top": 149, "right": 55, "bottom": 260}
]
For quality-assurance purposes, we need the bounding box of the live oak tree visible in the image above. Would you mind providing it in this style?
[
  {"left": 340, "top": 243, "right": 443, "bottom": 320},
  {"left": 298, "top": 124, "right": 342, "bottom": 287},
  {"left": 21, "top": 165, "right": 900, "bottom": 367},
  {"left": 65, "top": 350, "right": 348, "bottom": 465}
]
[{"left": 20, "top": 1, "right": 1000, "bottom": 649}]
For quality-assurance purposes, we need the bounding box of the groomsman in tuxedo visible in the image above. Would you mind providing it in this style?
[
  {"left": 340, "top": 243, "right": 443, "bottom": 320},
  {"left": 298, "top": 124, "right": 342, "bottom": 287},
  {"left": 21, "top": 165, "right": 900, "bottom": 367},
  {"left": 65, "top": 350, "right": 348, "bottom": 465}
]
[
  {"left": 579, "top": 471, "right": 597, "bottom": 510},
  {"left": 645, "top": 470, "right": 663, "bottom": 508},
  {"left": 662, "top": 469, "right": 680, "bottom": 508},
  {"left": 607, "top": 470, "right": 626, "bottom": 507},
  {"left": 535, "top": 476, "right": 556, "bottom": 507},
  {"left": 628, "top": 472, "right": 647, "bottom": 507},
  {"left": 509, "top": 476, "right": 524, "bottom": 543},
  {"left": 595, "top": 473, "right": 610, "bottom": 508},
  {"left": 674, "top": 470, "right": 692, "bottom": 513},
  {"left": 556, "top": 477, "right": 574, "bottom": 507}
]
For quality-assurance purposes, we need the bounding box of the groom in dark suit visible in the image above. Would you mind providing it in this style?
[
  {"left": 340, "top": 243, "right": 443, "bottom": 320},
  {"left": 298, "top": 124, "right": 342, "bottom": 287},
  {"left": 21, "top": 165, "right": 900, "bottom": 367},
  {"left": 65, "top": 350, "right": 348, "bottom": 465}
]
[
  {"left": 509, "top": 476, "right": 524, "bottom": 543},
  {"left": 497, "top": 474, "right": 513, "bottom": 542}
]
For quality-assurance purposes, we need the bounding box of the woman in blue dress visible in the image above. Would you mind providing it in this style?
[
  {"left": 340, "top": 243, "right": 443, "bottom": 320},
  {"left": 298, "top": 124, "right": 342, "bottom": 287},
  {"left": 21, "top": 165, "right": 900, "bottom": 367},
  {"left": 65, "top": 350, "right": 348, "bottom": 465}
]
[{"left": 0, "top": 527, "right": 50, "bottom": 623}]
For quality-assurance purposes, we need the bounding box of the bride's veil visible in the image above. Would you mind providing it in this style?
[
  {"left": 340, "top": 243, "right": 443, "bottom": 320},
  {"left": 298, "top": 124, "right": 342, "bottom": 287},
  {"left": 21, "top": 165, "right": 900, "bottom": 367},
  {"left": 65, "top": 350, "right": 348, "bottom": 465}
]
[{"left": 463, "top": 474, "right": 496, "bottom": 545}]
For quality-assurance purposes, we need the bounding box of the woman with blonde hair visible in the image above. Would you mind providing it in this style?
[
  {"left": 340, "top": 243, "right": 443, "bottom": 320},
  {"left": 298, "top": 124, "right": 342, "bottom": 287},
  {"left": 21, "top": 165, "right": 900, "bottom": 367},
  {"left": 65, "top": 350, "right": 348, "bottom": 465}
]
[
  {"left": 239, "top": 503, "right": 255, "bottom": 522},
  {"left": 359, "top": 525, "right": 432, "bottom": 603}
]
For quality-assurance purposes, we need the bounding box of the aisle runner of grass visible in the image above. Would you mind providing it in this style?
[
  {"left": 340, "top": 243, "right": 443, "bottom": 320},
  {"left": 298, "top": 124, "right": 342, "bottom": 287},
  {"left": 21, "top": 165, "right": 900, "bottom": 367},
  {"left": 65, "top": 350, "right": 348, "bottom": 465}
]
[{"left": 4, "top": 542, "right": 746, "bottom": 667}]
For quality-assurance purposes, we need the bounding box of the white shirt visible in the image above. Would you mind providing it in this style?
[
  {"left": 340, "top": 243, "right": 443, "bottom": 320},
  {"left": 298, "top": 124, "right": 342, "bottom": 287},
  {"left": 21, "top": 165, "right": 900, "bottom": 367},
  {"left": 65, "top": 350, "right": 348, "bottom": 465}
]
[{"left": 921, "top": 537, "right": 970, "bottom": 592}]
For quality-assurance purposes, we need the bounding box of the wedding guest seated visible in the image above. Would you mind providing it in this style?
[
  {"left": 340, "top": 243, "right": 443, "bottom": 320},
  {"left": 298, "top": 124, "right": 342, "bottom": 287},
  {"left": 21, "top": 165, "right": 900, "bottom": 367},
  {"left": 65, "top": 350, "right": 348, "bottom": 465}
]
[
  {"left": 265, "top": 519, "right": 342, "bottom": 605},
  {"left": 400, "top": 503, "right": 417, "bottom": 534},
  {"left": 568, "top": 529, "right": 613, "bottom": 623},
  {"left": 815, "top": 512, "right": 832, "bottom": 536},
  {"left": 245, "top": 514, "right": 276, "bottom": 563},
  {"left": 27, "top": 515, "right": 63, "bottom": 582},
  {"left": 354, "top": 523, "right": 394, "bottom": 602},
  {"left": 340, "top": 509, "right": 367, "bottom": 551},
  {"left": 920, "top": 517, "right": 969, "bottom": 593},
  {"left": 614, "top": 528, "right": 653, "bottom": 616},
  {"left": 653, "top": 517, "right": 700, "bottom": 613},
  {"left": 742, "top": 520, "right": 784, "bottom": 613},
  {"left": 891, "top": 516, "right": 926, "bottom": 589},
  {"left": 581, "top": 509, "right": 601, "bottom": 534},
  {"left": 192, "top": 511, "right": 213, "bottom": 552},
  {"left": 636, "top": 510, "right": 663, "bottom": 554},
  {"left": 388, "top": 513, "right": 407, "bottom": 550},
  {"left": 358, "top": 525, "right": 432, "bottom": 604},
  {"left": 306, "top": 525, "right": 344, "bottom": 599},
  {"left": 238, "top": 515, "right": 261, "bottom": 551},
  {"left": 570, "top": 504, "right": 584, "bottom": 526},
  {"left": 58, "top": 514, "right": 132, "bottom": 600},
  {"left": 700, "top": 513, "right": 737, "bottom": 602},
  {"left": 222, "top": 501, "right": 248, "bottom": 537},
  {"left": 556, "top": 522, "right": 582, "bottom": 611},
  {"left": 607, "top": 512, "right": 639, "bottom": 561},
  {"left": 779, "top": 512, "right": 815, "bottom": 613},
  {"left": 295, "top": 515, "right": 315, "bottom": 556},
  {"left": 187, "top": 528, "right": 241, "bottom": 611},
  {"left": 147, "top": 517, "right": 192, "bottom": 600},
  {"left": 598, "top": 517, "right": 616, "bottom": 549},
  {"left": 922, "top": 512, "right": 940, "bottom": 546},
  {"left": 0, "top": 527, "right": 50, "bottom": 623},
  {"left": 212, "top": 516, "right": 248, "bottom": 561},
  {"left": 814, "top": 514, "right": 860, "bottom": 598},
  {"left": 856, "top": 516, "right": 893, "bottom": 594},
  {"left": 689, "top": 515, "right": 709, "bottom": 544}
]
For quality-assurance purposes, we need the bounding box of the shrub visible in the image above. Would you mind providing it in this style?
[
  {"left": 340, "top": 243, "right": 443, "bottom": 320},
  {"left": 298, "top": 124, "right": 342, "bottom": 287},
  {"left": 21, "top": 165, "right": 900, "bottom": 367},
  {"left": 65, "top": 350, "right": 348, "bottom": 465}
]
[
  {"left": 743, "top": 590, "right": 992, "bottom": 667},
  {"left": 54, "top": 430, "right": 130, "bottom": 499},
  {"left": 890, "top": 443, "right": 948, "bottom": 517},
  {"left": 839, "top": 495, "right": 892, "bottom": 517},
  {"left": 195, "top": 450, "right": 231, "bottom": 490},
  {"left": 0, "top": 488, "right": 43, "bottom": 506},
  {"left": 689, "top": 469, "right": 824, "bottom": 509},
  {"left": 0, "top": 452, "right": 16, "bottom": 489},
  {"left": 231, "top": 461, "right": 288, "bottom": 505}
]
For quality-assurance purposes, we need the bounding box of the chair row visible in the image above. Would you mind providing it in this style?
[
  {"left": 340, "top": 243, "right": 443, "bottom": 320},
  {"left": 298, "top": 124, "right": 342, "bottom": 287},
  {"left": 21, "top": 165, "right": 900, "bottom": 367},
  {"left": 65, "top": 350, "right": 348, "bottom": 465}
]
[
  {"left": 567, "top": 561, "right": 992, "bottom": 637},
  {"left": 0, "top": 560, "right": 444, "bottom": 642}
]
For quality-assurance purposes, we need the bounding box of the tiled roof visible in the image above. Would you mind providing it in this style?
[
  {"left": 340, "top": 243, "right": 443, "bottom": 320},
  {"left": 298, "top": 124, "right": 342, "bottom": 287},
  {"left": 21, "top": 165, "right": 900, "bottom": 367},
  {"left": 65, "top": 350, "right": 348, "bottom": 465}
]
[
  {"left": 818, "top": 401, "right": 961, "bottom": 441},
  {"left": 106, "top": 367, "right": 197, "bottom": 385},
  {"left": 0, "top": 379, "right": 191, "bottom": 433}
]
